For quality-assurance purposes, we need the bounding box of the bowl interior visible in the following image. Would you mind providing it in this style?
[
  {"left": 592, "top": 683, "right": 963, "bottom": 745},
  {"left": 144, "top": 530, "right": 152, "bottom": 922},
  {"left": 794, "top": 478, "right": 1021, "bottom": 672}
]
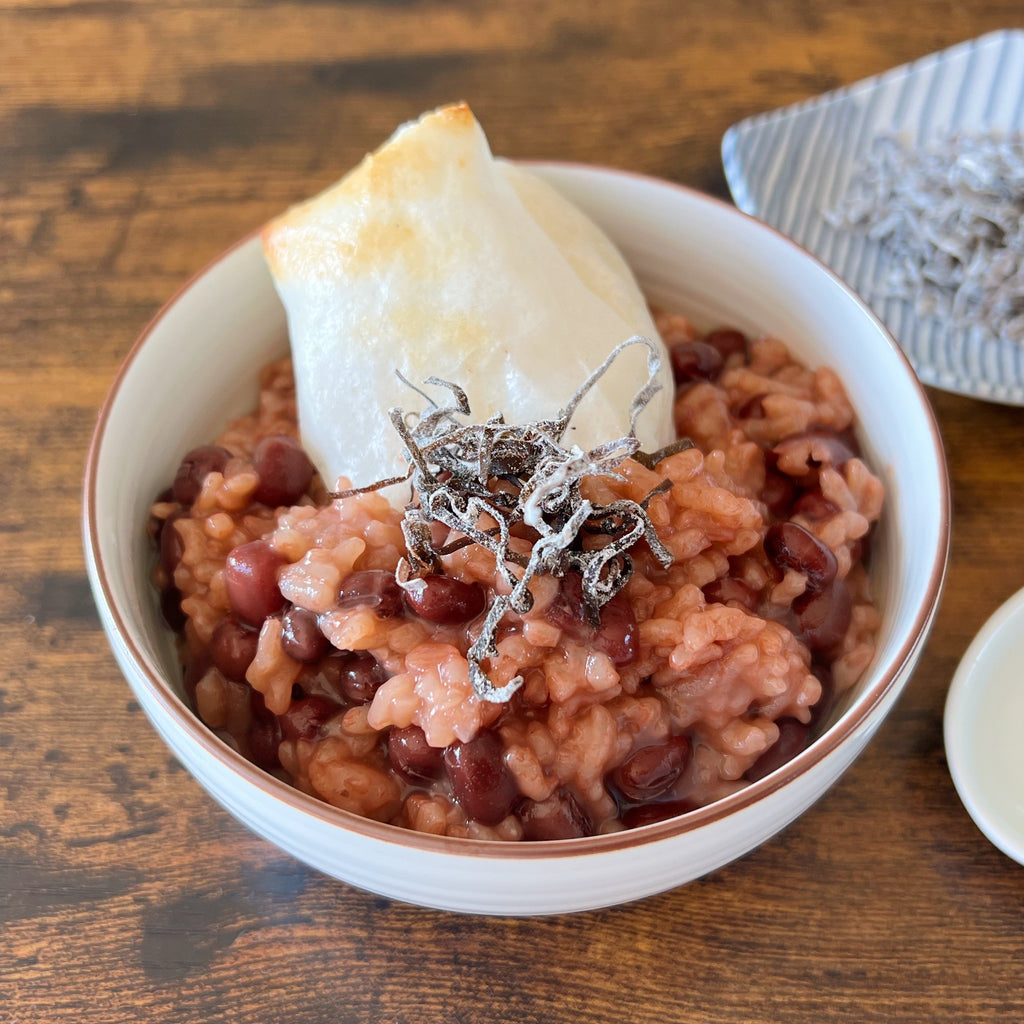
[
  {"left": 531, "top": 164, "right": 945, "bottom": 728},
  {"left": 87, "top": 165, "right": 947, "bottom": 815},
  {"left": 90, "top": 236, "right": 289, "bottom": 694}
]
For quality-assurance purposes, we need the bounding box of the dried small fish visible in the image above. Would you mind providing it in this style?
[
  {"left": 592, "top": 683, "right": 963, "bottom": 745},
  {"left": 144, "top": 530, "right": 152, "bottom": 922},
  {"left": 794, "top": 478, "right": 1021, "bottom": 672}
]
[
  {"left": 332, "top": 336, "right": 676, "bottom": 702},
  {"left": 828, "top": 132, "right": 1024, "bottom": 342}
]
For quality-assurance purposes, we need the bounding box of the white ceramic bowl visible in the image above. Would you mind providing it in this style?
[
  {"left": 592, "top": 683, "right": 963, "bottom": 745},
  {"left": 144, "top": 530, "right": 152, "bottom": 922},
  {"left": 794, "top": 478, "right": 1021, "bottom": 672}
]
[{"left": 84, "top": 164, "right": 949, "bottom": 915}]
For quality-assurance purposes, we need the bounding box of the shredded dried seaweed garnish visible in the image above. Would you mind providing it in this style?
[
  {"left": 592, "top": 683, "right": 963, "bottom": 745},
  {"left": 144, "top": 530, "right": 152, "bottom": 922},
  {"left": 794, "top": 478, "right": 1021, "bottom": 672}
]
[
  {"left": 330, "top": 335, "right": 676, "bottom": 702},
  {"left": 632, "top": 437, "right": 695, "bottom": 470}
]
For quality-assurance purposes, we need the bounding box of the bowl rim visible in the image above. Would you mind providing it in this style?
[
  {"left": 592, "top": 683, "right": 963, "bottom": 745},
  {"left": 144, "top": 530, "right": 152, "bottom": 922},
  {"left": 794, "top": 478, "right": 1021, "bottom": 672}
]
[{"left": 83, "top": 161, "right": 950, "bottom": 860}]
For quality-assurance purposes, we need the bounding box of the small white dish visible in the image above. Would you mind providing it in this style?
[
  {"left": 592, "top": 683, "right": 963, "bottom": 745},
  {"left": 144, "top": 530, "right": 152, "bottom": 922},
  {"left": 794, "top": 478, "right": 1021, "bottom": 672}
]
[
  {"left": 945, "top": 586, "right": 1024, "bottom": 865},
  {"left": 722, "top": 29, "right": 1024, "bottom": 405}
]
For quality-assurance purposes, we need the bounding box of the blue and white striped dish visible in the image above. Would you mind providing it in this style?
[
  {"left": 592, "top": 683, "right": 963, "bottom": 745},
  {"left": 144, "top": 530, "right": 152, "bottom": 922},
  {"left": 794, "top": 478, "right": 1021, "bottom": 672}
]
[{"left": 722, "top": 29, "right": 1024, "bottom": 405}]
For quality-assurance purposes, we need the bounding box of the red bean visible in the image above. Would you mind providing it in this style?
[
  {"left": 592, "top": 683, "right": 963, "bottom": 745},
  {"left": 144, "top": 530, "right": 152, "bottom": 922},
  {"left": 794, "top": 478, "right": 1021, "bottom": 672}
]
[
  {"left": 702, "top": 577, "right": 759, "bottom": 613},
  {"left": 319, "top": 651, "right": 386, "bottom": 706},
  {"left": 225, "top": 540, "right": 287, "bottom": 627},
  {"left": 808, "top": 665, "right": 836, "bottom": 729},
  {"left": 443, "top": 730, "right": 519, "bottom": 826},
  {"left": 704, "top": 327, "right": 748, "bottom": 361},
  {"left": 669, "top": 340, "right": 724, "bottom": 385},
  {"left": 737, "top": 393, "right": 768, "bottom": 420},
  {"left": 764, "top": 522, "right": 837, "bottom": 593},
  {"left": 210, "top": 616, "right": 260, "bottom": 682},
  {"left": 545, "top": 572, "right": 591, "bottom": 638},
  {"left": 309, "top": 651, "right": 349, "bottom": 701},
  {"left": 612, "top": 736, "right": 690, "bottom": 802},
  {"left": 280, "top": 606, "right": 328, "bottom": 663},
  {"left": 247, "top": 691, "right": 283, "bottom": 770},
  {"left": 744, "top": 718, "right": 810, "bottom": 782},
  {"left": 388, "top": 725, "right": 444, "bottom": 782},
  {"left": 518, "top": 788, "right": 593, "bottom": 841},
  {"left": 337, "top": 570, "right": 404, "bottom": 619},
  {"left": 252, "top": 435, "right": 315, "bottom": 508},
  {"left": 183, "top": 654, "right": 211, "bottom": 705},
  {"left": 761, "top": 468, "right": 796, "bottom": 519},
  {"left": 159, "top": 586, "right": 186, "bottom": 633},
  {"left": 172, "top": 445, "right": 231, "bottom": 505},
  {"left": 794, "top": 578, "right": 852, "bottom": 654},
  {"left": 404, "top": 574, "right": 486, "bottom": 624},
  {"left": 851, "top": 528, "right": 872, "bottom": 568},
  {"left": 545, "top": 573, "right": 638, "bottom": 667},
  {"left": 280, "top": 696, "right": 340, "bottom": 741},
  {"left": 247, "top": 716, "right": 282, "bottom": 770},
  {"left": 621, "top": 799, "right": 697, "bottom": 829},
  {"left": 792, "top": 490, "right": 840, "bottom": 520},
  {"left": 597, "top": 593, "right": 640, "bottom": 666},
  {"left": 159, "top": 510, "right": 187, "bottom": 576}
]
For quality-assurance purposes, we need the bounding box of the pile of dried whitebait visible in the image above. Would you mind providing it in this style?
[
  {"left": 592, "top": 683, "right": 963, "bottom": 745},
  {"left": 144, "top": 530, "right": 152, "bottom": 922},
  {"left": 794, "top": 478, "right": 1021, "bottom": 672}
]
[{"left": 828, "top": 132, "right": 1024, "bottom": 342}]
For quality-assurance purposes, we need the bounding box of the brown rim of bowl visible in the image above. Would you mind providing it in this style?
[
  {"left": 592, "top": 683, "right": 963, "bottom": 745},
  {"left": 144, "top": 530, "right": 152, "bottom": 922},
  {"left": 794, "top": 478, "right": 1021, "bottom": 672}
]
[{"left": 83, "top": 163, "right": 950, "bottom": 861}]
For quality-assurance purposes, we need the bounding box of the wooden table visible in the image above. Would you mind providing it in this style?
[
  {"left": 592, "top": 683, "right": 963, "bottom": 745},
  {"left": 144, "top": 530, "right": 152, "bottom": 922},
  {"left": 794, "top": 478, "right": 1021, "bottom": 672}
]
[{"left": 4, "top": 2, "right": 1024, "bottom": 1020}]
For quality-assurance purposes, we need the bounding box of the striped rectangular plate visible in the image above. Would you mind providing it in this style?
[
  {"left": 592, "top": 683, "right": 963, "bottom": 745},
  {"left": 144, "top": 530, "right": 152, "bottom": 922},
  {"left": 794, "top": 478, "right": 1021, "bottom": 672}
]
[{"left": 722, "top": 29, "right": 1024, "bottom": 404}]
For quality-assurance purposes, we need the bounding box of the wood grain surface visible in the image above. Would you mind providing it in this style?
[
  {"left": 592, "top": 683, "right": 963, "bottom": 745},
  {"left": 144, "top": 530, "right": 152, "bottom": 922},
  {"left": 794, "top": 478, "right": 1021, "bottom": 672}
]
[{"left": 3, "top": 2, "right": 1024, "bottom": 1021}]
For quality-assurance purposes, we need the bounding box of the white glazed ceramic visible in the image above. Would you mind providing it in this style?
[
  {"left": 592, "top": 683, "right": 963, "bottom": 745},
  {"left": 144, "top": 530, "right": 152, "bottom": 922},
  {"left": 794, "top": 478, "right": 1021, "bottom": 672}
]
[
  {"left": 84, "top": 164, "right": 949, "bottom": 915},
  {"left": 945, "top": 585, "right": 1024, "bottom": 866}
]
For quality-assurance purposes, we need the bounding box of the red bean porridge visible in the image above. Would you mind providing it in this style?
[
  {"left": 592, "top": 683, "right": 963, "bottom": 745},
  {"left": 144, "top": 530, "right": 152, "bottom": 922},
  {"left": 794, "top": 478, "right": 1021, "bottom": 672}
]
[{"left": 150, "top": 313, "right": 884, "bottom": 841}]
